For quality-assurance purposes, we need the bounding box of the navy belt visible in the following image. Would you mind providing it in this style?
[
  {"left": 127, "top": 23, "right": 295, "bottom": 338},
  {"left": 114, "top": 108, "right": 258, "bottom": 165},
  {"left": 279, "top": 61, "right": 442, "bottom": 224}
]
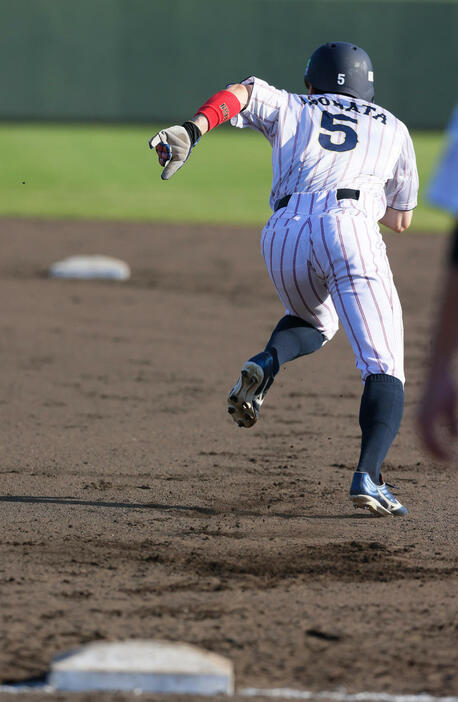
[{"left": 274, "top": 189, "right": 360, "bottom": 212}]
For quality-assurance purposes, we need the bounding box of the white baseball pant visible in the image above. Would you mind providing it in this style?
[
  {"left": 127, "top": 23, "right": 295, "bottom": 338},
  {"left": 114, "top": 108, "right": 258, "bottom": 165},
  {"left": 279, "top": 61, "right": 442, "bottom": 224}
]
[{"left": 260, "top": 191, "right": 405, "bottom": 383}]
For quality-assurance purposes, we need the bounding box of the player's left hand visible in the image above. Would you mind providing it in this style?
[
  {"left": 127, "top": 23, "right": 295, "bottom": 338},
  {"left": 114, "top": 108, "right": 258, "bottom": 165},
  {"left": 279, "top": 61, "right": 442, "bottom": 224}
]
[{"left": 149, "top": 126, "right": 192, "bottom": 180}]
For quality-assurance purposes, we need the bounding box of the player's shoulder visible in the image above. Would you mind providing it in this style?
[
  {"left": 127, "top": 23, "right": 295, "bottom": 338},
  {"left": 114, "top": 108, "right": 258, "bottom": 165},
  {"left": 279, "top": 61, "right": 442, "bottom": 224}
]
[
  {"left": 235, "top": 76, "right": 294, "bottom": 110},
  {"left": 237, "top": 75, "right": 284, "bottom": 94},
  {"left": 372, "top": 101, "right": 413, "bottom": 137}
]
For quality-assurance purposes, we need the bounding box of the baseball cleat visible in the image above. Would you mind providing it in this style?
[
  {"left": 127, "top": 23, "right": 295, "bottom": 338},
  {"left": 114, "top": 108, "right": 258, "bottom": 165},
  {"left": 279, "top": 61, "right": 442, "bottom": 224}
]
[
  {"left": 227, "top": 351, "right": 275, "bottom": 428},
  {"left": 349, "top": 471, "right": 408, "bottom": 517}
]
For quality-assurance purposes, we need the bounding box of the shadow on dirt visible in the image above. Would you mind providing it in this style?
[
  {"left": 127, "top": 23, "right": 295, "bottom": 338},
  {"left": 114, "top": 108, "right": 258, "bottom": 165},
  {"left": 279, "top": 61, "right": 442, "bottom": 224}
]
[{"left": 0, "top": 494, "right": 370, "bottom": 521}]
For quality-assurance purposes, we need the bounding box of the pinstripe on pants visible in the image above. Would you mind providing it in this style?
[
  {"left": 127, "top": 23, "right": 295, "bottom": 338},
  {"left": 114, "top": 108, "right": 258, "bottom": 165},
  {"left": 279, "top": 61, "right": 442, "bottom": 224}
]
[{"left": 261, "top": 191, "right": 404, "bottom": 383}]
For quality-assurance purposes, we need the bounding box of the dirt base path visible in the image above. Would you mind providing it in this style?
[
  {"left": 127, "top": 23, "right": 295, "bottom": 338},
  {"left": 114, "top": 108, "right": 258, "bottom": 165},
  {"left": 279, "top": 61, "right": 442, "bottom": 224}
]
[{"left": 0, "top": 218, "right": 456, "bottom": 697}]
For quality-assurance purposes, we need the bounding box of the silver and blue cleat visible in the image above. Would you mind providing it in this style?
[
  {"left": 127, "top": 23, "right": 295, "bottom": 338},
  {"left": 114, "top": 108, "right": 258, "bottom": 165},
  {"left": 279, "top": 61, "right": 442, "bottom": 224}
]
[
  {"left": 350, "top": 471, "right": 408, "bottom": 517},
  {"left": 227, "top": 352, "right": 275, "bottom": 428}
]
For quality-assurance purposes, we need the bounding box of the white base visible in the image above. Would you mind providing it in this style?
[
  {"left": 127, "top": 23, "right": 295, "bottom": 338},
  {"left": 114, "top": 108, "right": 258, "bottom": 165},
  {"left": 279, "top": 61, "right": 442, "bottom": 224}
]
[
  {"left": 48, "top": 255, "right": 130, "bottom": 280},
  {"left": 48, "top": 640, "right": 233, "bottom": 695},
  {"left": 49, "top": 671, "right": 231, "bottom": 694}
]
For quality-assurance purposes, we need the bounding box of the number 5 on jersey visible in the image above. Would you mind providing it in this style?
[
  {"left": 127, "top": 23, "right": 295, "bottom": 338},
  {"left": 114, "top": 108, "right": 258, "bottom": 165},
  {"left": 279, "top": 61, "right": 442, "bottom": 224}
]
[{"left": 319, "top": 111, "right": 358, "bottom": 152}]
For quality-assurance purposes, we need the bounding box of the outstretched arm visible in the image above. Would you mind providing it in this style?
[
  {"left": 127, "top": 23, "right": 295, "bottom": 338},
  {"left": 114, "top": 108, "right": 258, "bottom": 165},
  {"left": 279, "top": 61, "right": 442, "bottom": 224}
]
[
  {"left": 149, "top": 83, "right": 252, "bottom": 180},
  {"left": 192, "top": 83, "right": 252, "bottom": 136}
]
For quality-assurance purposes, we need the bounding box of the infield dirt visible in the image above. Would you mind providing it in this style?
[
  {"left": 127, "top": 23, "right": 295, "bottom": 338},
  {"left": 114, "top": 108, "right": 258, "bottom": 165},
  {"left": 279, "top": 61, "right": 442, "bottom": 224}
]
[{"left": 0, "top": 218, "right": 456, "bottom": 699}]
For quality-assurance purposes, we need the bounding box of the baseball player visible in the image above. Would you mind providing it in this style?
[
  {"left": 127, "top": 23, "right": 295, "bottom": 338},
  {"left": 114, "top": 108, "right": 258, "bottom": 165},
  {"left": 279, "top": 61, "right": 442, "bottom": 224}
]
[
  {"left": 417, "top": 103, "right": 458, "bottom": 461},
  {"left": 150, "top": 41, "right": 419, "bottom": 517}
]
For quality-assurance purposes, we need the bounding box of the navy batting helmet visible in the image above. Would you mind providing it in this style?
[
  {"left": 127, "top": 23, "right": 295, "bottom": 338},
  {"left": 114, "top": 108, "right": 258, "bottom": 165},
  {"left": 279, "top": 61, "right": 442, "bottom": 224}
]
[{"left": 304, "top": 41, "right": 374, "bottom": 102}]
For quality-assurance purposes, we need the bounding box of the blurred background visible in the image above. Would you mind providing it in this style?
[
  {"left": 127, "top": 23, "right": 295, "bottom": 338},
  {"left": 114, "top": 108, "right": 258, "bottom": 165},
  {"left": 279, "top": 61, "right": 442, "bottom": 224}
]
[{"left": 0, "top": 0, "right": 456, "bottom": 229}]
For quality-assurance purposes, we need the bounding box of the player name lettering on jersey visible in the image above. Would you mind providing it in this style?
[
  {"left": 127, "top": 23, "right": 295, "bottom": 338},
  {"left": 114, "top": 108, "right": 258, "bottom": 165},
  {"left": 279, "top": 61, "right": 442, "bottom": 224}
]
[{"left": 305, "top": 96, "right": 387, "bottom": 124}]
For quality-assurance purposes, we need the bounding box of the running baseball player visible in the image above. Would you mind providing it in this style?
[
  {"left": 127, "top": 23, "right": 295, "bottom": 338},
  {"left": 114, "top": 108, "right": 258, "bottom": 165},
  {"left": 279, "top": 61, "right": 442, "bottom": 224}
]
[
  {"left": 417, "top": 103, "right": 458, "bottom": 461},
  {"left": 150, "top": 41, "right": 419, "bottom": 517}
]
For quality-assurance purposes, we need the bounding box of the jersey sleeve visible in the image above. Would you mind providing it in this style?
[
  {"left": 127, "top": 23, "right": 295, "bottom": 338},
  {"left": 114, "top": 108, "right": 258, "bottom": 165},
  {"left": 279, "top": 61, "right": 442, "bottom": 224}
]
[
  {"left": 230, "top": 76, "right": 288, "bottom": 143},
  {"left": 384, "top": 124, "right": 419, "bottom": 211}
]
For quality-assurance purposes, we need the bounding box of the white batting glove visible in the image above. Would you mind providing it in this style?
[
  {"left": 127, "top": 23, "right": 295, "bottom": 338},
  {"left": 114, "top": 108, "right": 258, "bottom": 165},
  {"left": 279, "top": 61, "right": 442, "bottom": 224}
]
[{"left": 149, "top": 125, "right": 192, "bottom": 180}]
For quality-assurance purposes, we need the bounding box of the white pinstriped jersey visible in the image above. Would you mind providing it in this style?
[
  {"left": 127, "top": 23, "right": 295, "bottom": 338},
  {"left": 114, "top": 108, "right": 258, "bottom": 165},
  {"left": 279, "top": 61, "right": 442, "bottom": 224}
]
[
  {"left": 230, "top": 76, "right": 420, "bottom": 384},
  {"left": 427, "top": 102, "right": 458, "bottom": 216},
  {"left": 231, "top": 77, "right": 418, "bottom": 218}
]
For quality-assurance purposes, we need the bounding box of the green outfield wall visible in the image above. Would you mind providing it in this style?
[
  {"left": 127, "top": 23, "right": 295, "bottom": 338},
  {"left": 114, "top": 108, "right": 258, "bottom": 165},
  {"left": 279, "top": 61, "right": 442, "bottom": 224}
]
[{"left": 1, "top": 0, "right": 456, "bottom": 128}]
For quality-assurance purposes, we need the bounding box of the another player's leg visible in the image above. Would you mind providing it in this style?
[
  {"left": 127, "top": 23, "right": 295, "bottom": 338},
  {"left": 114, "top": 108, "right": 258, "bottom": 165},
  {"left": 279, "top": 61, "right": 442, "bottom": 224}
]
[{"left": 227, "top": 315, "right": 325, "bottom": 428}]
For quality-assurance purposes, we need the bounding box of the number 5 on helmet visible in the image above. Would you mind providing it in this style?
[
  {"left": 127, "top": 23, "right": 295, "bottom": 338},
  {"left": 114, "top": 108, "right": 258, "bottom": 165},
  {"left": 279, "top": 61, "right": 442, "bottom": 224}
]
[{"left": 148, "top": 126, "right": 192, "bottom": 180}]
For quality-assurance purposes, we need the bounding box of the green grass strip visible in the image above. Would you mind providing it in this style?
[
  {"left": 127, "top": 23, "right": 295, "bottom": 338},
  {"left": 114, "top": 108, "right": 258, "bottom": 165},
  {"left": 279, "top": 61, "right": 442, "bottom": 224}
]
[{"left": 0, "top": 123, "right": 452, "bottom": 231}]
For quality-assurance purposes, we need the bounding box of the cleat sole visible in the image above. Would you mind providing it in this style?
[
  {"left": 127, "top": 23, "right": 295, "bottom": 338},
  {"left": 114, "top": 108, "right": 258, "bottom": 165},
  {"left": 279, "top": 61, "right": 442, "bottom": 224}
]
[
  {"left": 350, "top": 494, "right": 392, "bottom": 517},
  {"left": 227, "top": 361, "right": 265, "bottom": 428}
]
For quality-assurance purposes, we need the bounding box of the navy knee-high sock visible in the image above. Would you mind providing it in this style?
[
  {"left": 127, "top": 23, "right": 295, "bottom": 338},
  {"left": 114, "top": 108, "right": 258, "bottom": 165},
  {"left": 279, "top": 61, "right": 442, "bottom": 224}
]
[
  {"left": 263, "top": 315, "right": 324, "bottom": 374},
  {"left": 357, "top": 374, "right": 404, "bottom": 484}
]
